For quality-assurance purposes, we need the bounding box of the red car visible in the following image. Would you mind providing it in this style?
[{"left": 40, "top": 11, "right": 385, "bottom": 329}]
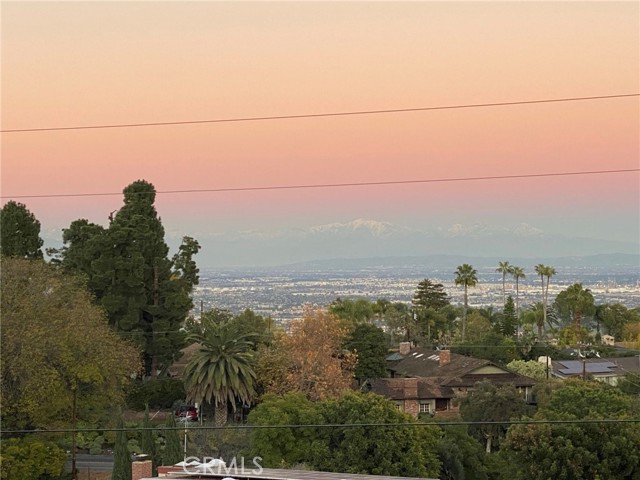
[{"left": 175, "top": 405, "right": 198, "bottom": 422}]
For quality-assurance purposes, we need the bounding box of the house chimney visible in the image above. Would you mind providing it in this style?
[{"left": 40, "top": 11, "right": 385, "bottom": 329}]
[
  {"left": 399, "top": 342, "right": 412, "bottom": 356},
  {"left": 404, "top": 377, "right": 418, "bottom": 399},
  {"left": 132, "top": 454, "right": 152, "bottom": 480},
  {"left": 439, "top": 350, "right": 451, "bottom": 367}
]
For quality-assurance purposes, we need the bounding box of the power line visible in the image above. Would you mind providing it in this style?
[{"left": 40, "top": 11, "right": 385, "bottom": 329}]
[
  {"left": 1, "top": 93, "right": 637, "bottom": 133},
  {"left": 3, "top": 418, "right": 640, "bottom": 435},
  {"left": 2, "top": 168, "right": 638, "bottom": 200}
]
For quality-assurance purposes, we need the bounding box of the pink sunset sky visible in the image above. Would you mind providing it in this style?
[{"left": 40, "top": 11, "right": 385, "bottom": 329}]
[{"left": 1, "top": 1, "right": 638, "bottom": 262}]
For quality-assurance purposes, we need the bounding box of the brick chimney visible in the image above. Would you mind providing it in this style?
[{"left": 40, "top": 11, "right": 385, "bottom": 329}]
[
  {"left": 132, "top": 454, "right": 153, "bottom": 480},
  {"left": 404, "top": 377, "right": 418, "bottom": 399},
  {"left": 439, "top": 350, "right": 451, "bottom": 367},
  {"left": 399, "top": 342, "right": 412, "bottom": 355}
]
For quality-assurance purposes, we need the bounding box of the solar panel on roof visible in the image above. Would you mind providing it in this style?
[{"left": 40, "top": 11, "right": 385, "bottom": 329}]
[
  {"left": 558, "top": 361, "right": 618, "bottom": 375},
  {"left": 559, "top": 367, "right": 583, "bottom": 375},
  {"left": 586, "top": 363, "right": 616, "bottom": 373}
]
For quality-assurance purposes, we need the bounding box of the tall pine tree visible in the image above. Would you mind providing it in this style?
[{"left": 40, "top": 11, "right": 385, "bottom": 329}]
[
  {"left": 58, "top": 180, "right": 200, "bottom": 376},
  {"left": 412, "top": 279, "right": 450, "bottom": 311}
]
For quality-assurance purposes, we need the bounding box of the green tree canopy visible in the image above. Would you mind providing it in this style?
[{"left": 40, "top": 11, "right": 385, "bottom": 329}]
[
  {"left": 437, "top": 425, "right": 490, "bottom": 480},
  {"left": 0, "top": 200, "right": 44, "bottom": 259},
  {"left": 0, "top": 436, "right": 66, "bottom": 480},
  {"left": 596, "top": 303, "right": 639, "bottom": 341},
  {"left": 504, "top": 380, "right": 640, "bottom": 479},
  {"left": 554, "top": 283, "right": 596, "bottom": 331},
  {"left": 247, "top": 392, "right": 326, "bottom": 467},
  {"left": 329, "top": 298, "right": 375, "bottom": 326},
  {"left": 316, "top": 392, "right": 441, "bottom": 477},
  {"left": 497, "top": 296, "right": 517, "bottom": 337},
  {"left": 506, "top": 360, "right": 548, "bottom": 381},
  {"left": 344, "top": 323, "right": 388, "bottom": 382},
  {"left": 459, "top": 381, "right": 531, "bottom": 453},
  {"left": 413, "top": 278, "right": 450, "bottom": 311},
  {"left": 0, "top": 257, "right": 141, "bottom": 431},
  {"left": 57, "top": 180, "right": 200, "bottom": 376},
  {"left": 249, "top": 392, "right": 441, "bottom": 478}
]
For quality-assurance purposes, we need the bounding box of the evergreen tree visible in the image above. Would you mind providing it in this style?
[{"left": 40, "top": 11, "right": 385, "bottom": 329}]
[
  {"left": 113, "top": 416, "right": 132, "bottom": 480},
  {"left": 140, "top": 405, "right": 156, "bottom": 472},
  {"left": 412, "top": 279, "right": 450, "bottom": 311},
  {"left": 412, "top": 279, "right": 450, "bottom": 341},
  {"left": 58, "top": 180, "right": 200, "bottom": 376},
  {"left": 344, "top": 323, "right": 388, "bottom": 382},
  {"left": 162, "top": 412, "right": 183, "bottom": 466},
  {"left": 499, "top": 296, "right": 517, "bottom": 336},
  {"left": 0, "top": 200, "right": 44, "bottom": 259}
]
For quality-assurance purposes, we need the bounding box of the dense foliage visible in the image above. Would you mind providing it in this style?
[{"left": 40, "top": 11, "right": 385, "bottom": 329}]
[
  {"left": 459, "top": 381, "right": 531, "bottom": 453},
  {"left": 0, "top": 437, "right": 66, "bottom": 480},
  {"left": 0, "top": 200, "right": 44, "bottom": 259},
  {"left": 55, "top": 180, "right": 200, "bottom": 376},
  {"left": 184, "top": 316, "right": 258, "bottom": 426},
  {"left": 504, "top": 380, "right": 640, "bottom": 479},
  {"left": 249, "top": 392, "right": 441, "bottom": 477},
  {"left": 343, "top": 323, "right": 388, "bottom": 382},
  {"left": 1, "top": 258, "right": 141, "bottom": 431},
  {"left": 256, "top": 308, "right": 356, "bottom": 401}
]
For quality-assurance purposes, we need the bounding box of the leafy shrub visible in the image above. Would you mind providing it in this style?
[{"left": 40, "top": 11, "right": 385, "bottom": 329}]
[
  {"left": 126, "top": 378, "right": 185, "bottom": 410},
  {"left": 0, "top": 436, "right": 66, "bottom": 480}
]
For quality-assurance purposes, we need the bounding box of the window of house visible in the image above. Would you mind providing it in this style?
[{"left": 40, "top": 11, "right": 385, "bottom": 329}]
[{"left": 419, "top": 402, "right": 431, "bottom": 413}]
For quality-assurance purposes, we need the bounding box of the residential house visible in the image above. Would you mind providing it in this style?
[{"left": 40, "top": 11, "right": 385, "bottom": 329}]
[
  {"left": 367, "top": 346, "right": 536, "bottom": 418},
  {"left": 551, "top": 356, "right": 640, "bottom": 385}
]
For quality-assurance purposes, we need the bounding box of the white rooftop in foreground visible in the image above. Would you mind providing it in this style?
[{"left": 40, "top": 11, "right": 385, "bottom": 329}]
[{"left": 151, "top": 466, "right": 438, "bottom": 480}]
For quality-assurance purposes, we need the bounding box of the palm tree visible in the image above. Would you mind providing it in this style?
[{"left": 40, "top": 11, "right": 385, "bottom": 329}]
[
  {"left": 535, "top": 264, "right": 557, "bottom": 336},
  {"left": 495, "top": 261, "right": 511, "bottom": 305},
  {"left": 509, "top": 265, "right": 526, "bottom": 318},
  {"left": 454, "top": 263, "right": 478, "bottom": 342},
  {"left": 184, "top": 318, "right": 257, "bottom": 426},
  {"left": 543, "top": 265, "right": 556, "bottom": 314},
  {"left": 525, "top": 302, "right": 545, "bottom": 339},
  {"left": 534, "top": 264, "right": 548, "bottom": 333},
  {"left": 534, "top": 264, "right": 546, "bottom": 303}
]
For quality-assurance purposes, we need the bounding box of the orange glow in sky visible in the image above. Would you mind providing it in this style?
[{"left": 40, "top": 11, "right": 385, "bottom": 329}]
[{"left": 1, "top": 2, "right": 638, "bottom": 259}]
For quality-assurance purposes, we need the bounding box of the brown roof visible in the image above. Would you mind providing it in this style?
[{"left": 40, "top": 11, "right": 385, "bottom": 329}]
[
  {"left": 166, "top": 342, "right": 200, "bottom": 378},
  {"left": 367, "top": 377, "right": 455, "bottom": 400},
  {"left": 389, "top": 348, "right": 536, "bottom": 388},
  {"left": 390, "top": 348, "right": 489, "bottom": 378},
  {"left": 446, "top": 373, "right": 536, "bottom": 388}
]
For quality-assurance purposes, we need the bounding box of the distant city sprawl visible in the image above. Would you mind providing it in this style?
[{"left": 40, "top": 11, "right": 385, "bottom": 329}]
[{"left": 193, "top": 265, "right": 640, "bottom": 324}]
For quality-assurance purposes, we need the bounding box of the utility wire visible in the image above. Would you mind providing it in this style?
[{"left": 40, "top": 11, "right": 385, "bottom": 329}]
[
  {"left": 3, "top": 418, "right": 640, "bottom": 435},
  {"left": 1, "top": 93, "right": 637, "bottom": 133},
  {"left": 2, "top": 168, "right": 638, "bottom": 200}
]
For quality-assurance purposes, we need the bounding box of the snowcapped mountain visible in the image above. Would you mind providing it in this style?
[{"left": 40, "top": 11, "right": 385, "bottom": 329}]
[{"left": 173, "top": 219, "right": 637, "bottom": 267}]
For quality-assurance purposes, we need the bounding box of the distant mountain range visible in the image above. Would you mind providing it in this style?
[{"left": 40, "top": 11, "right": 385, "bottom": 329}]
[
  {"left": 176, "top": 219, "right": 639, "bottom": 268},
  {"left": 280, "top": 253, "right": 640, "bottom": 272}
]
